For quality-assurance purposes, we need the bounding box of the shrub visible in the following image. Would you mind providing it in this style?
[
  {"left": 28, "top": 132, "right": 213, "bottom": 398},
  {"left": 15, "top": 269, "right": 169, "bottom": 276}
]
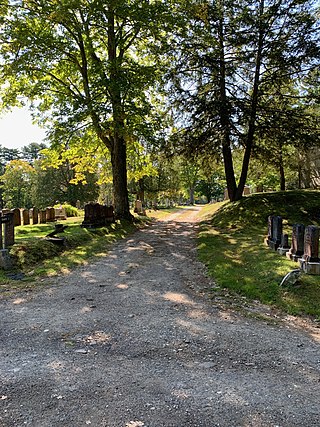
[{"left": 54, "top": 203, "right": 79, "bottom": 217}]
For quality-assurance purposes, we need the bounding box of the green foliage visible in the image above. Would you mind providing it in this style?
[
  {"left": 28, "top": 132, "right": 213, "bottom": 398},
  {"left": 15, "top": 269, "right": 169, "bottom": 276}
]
[
  {"left": 168, "top": 0, "right": 320, "bottom": 200},
  {"left": 1, "top": 160, "right": 35, "bottom": 208},
  {"left": 195, "top": 172, "right": 225, "bottom": 203},
  {"left": 54, "top": 203, "right": 79, "bottom": 217},
  {"left": 0, "top": 0, "right": 170, "bottom": 219},
  {"left": 32, "top": 159, "right": 98, "bottom": 208}
]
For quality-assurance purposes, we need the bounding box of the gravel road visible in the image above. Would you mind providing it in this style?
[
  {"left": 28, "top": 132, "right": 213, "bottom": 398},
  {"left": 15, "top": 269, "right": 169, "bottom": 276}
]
[{"left": 1, "top": 206, "right": 320, "bottom": 427}]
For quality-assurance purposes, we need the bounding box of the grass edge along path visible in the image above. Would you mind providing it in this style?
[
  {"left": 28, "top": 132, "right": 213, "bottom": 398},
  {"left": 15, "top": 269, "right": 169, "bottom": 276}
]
[
  {"left": 0, "top": 216, "right": 147, "bottom": 295},
  {"left": 197, "top": 191, "right": 320, "bottom": 320}
]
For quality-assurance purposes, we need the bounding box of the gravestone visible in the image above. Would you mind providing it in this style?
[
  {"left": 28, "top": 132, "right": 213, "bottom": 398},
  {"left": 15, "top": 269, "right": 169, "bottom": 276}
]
[
  {"left": 31, "top": 207, "right": 39, "bottom": 225},
  {"left": 277, "top": 233, "right": 290, "bottom": 256},
  {"left": 267, "top": 215, "right": 282, "bottom": 250},
  {"left": 134, "top": 200, "right": 143, "bottom": 214},
  {"left": 12, "top": 208, "right": 21, "bottom": 226},
  {"left": 39, "top": 210, "right": 47, "bottom": 224},
  {"left": 46, "top": 207, "right": 56, "bottom": 222},
  {"left": 3, "top": 212, "right": 14, "bottom": 247},
  {"left": 54, "top": 207, "right": 67, "bottom": 220},
  {"left": 81, "top": 203, "right": 115, "bottom": 228},
  {"left": 286, "top": 224, "right": 305, "bottom": 262},
  {"left": 243, "top": 186, "right": 251, "bottom": 196},
  {"left": 76, "top": 200, "right": 81, "bottom": 210},
  {"left": 22, "top": 209, "right": 30, "bottom": 225},
  {"left": 299, "top": 226, "right": 320, "bottom": 274},
  {"left": 267, "top": 215, "right": 273, "bottom": 242}
]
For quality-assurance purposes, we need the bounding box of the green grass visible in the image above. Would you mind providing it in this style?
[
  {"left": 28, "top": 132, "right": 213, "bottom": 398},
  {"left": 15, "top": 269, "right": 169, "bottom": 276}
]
[
  {"left": 198, "top": 190, "right": 320, "bottom": 319},
  {"left": 0, "top": 216, "right": 144, "bottom": 294}
]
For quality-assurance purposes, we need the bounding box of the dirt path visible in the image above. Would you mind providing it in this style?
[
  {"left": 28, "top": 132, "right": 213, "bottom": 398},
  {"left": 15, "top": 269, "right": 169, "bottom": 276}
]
[{"left": 1, "top": 206, "right": 320, "bottom": 427}]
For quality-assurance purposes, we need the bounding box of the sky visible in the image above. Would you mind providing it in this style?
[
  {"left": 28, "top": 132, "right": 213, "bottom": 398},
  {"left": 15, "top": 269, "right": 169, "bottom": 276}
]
[{"left": 0, "top": 106, "right": 47, "bottom": 150}]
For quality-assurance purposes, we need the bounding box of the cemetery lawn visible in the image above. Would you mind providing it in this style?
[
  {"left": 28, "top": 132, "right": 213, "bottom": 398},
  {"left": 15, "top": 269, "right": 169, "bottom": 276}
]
[
  {"left": 198, "top": 190, "right": 320, "bottom": 320},
  {"left": 0, "top": 216, "right": 144, "bottom": 293}
]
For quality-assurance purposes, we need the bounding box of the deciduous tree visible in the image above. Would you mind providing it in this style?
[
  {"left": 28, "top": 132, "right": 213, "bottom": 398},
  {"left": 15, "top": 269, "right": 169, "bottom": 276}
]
[{"left": 0, "top": 0, "right": 167, "bottom": 218}]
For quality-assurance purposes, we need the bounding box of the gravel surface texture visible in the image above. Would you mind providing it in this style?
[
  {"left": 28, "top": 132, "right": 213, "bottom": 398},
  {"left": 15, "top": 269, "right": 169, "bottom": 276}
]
[{"left": 1, "top": 206, "right": 320, "bottom": 427}]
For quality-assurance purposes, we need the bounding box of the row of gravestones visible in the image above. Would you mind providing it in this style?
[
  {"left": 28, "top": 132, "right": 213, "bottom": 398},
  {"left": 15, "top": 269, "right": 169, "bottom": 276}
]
[
  {"left": 0, "top": 202, "right": 114, "bottom": 255},
  {"left": 81, "top": 203, "right": 115, "bottom": 228},
  {"left": 267, "top": 215, "right": 320, "bottom": 275},
  {"left": 1, "top": 207, "right": 67, "bottom": 227}
]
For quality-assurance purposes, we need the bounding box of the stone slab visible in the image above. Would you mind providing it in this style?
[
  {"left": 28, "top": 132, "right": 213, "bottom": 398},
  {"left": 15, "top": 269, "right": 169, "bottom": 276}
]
[
  {"left": 299, "top": 259, "right": 320, "bottom": 275},
  {"left": 0, "top": 249, "right": 13, "bottom": 270}
]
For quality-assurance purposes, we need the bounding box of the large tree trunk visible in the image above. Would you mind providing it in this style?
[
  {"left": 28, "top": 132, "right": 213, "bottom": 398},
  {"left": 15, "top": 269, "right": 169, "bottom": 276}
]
[
  {"left": 110, "top": 135, "right": 132, "bottom": 220},
  {"left": 278, "top": 144, "right": 286, "bottom": 191},
  {"left": 234, "top": 0, "right": 265, "bottom": 201},
  {"left": 218, "top": 11, "right": 237, "bottom": 201},
  {"left": 189, "top": 187, "right": 195, "bottom": 205},
  {"left": 107, "top": 6, "right": 132, "bottom": 220}
]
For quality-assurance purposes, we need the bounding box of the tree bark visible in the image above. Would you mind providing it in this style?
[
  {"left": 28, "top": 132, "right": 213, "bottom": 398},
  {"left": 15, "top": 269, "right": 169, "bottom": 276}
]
[
  {"left": 110, "top": 135, "right": 132, "bottom": 220},
  {"left": 234, "top": 0, "right": 265, "bottom": 201},
  {"left": 189, "top": 187, "right": 195, "bottom": 205},
  {"left": 217, "top": 9, "right": 237, "bottom": 201},
  {"left": 107, "top": 5, "right": 132, "bottom": 220}
]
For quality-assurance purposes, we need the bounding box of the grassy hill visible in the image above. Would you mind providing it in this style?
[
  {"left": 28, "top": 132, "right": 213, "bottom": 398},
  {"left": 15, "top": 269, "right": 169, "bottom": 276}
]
[{"left": 198, "top": 190, "right": 320, "bottom": 319}]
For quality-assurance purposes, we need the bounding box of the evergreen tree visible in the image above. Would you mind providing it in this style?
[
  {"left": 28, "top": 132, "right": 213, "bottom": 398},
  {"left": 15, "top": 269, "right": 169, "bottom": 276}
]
[{"left": 169, "top": 0, "right": 320, "bottom": 201}]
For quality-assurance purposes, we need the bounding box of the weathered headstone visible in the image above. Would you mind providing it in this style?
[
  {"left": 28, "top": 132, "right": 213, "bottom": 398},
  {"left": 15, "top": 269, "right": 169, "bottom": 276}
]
[
  {"left": 267, "top": 215, "right": 273, "bottom": 242},
  {"left": 3, "top": 212, "right": 14, "bottom": 247},
  {"left": 39, "top": 210, "right": 47, "bottom": 224},
  {"left": 22, "top": 209, "right": 30, "bottom": 225},
  {"left": 243, "top": 185, "right": 251, "bottom": 196},
  {"left": 286, "top": 224, "right": 305, "bottom": 262},
  {"left": 81, "top": 203, "right": 115, "bottom": 228},
  {"left": 267, "top": 215, "right": 282, "bottom": 250},
  {"left": 54, "top": 207, "right": 67, "bottom": 220},
  {"left": 302, "top": 226, "right": 320, "bottom": 262},
  {"left": 31, "top": 207, "right": 39, "bottom": 225},
  {"left": 277, "top": 233, "right": 290, "bottom": 256},
  {"left": 46, "top": 207, "right": 56, "bottom": 222},
  {"left": 134, "top": 200, "right": 143, "bottom": 214},
  {"left": 76, "top": 200, "right": 81, "bottom": 210},
  {"left": 12, "top": 208, "right": 21, "bottom": 226},
  {"left": 299, "top": 225, "right": 320, "bottom": 274}
]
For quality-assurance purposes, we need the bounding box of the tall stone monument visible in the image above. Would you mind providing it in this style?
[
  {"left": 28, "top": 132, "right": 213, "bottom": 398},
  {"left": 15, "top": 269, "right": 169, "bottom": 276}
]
[{"left": 299, "top": 225, "right": 320, "bottom": 275}]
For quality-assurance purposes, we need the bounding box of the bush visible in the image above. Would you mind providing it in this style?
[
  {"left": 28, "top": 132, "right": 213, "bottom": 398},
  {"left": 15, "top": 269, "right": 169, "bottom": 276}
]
[{"left": 54, "top": 203, "right": 79, "bottom": 217}]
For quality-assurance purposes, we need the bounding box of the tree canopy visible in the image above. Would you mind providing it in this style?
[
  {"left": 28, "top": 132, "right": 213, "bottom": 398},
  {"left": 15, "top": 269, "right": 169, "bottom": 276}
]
[
  {"left": 168, "top": 0, "right": 320, "bottom": 200},
  {"left": 0, "top": 0, "right": 319, "bottom": 210},
  {"left": 0, "top": 0, "right": 167, "bottom": 218}
]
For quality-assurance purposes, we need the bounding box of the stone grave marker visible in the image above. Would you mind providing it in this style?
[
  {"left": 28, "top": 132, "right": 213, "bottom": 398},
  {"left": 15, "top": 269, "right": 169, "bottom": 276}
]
[
  {"left": 82, "top": 203, "right": 115, "bottom": 228},
  {"left": 31, "top": 207, "right": 39, "bottom": 225},
  {"left": 12, "top": 208, "right": 21, "bottom": 226},
  {"left": 46, "top": 207, "right": 56, "bottom": 222},
  {"left": 54, "top": 207, "right": 67, "bottom": 220},
  {"left": 134, "top": 200, "right": 143, "bottom": 214},
  {"left": 39, "top": 210, "right": 47, "bottom": 224},
  {"left": 267, "top": 215, "right": 282, "bottom": 250},
  {"left": 286, "top": 224, "right": 305, "bottom": 262},
  {"left": 0, "top": 212, "right": 14, "bottom": 269},
  {"left": 3, "top": 212, "right": 14, "bottom": 247},
  {"left": 299, "top": 225, "right": 320, "bottom": 274},
  {"left": 277, "top": 233, "right": 290, "bottom": 256},
  {"left": 22, "top": 209, "right": 30, "bottom": 225}
]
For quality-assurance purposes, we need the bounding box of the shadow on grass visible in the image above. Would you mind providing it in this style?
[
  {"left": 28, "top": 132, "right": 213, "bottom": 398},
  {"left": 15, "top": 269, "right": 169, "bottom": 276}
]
[{"left": 198, "top": 224, "right": 320, "bottom": 318}]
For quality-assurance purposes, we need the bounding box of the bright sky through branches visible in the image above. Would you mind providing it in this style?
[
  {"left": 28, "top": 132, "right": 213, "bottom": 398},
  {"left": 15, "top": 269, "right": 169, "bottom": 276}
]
[{"left": 0, "top": 107, "right": 46, "bottom": 149}]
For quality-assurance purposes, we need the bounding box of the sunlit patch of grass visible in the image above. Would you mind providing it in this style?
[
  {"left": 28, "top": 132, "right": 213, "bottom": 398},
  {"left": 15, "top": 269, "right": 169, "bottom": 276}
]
[
  {"left": 147, "top": 207, "right": 184, "bottom": 220},
  {"left": 1, "top": 218, "right": 144, "bottom": 290},
  {"left": 198, "top": 191, "right": 320, "bottom": 318}
]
